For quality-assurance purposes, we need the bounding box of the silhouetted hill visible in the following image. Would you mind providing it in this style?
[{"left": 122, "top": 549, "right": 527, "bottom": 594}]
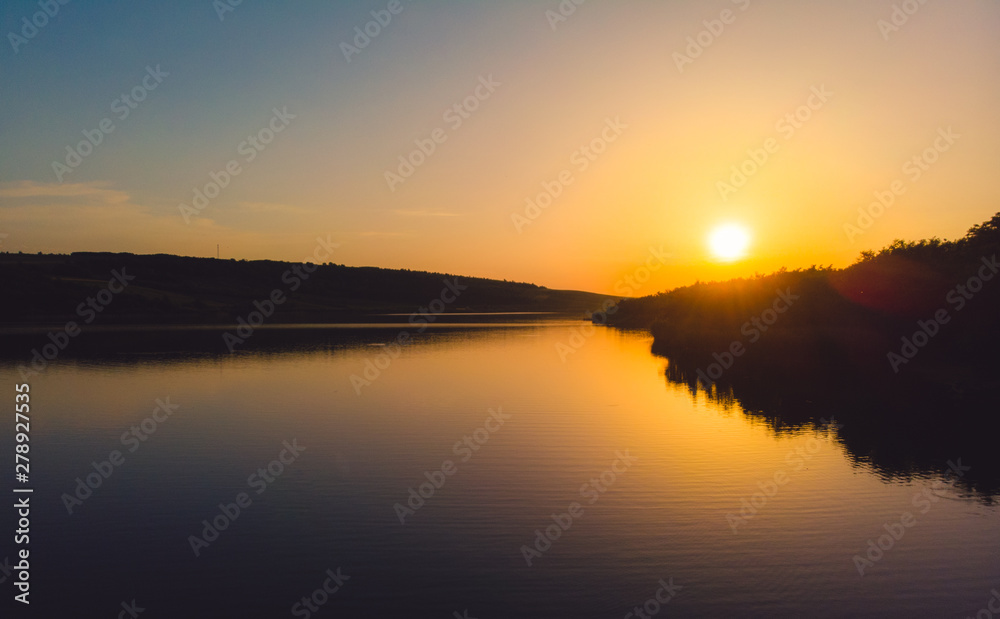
[
  {"left": 0, "top": 252, "right": 614, "bottom": 325},
  {"left": 612, "top": 212, "right": 1000, "bottom": 498},
  {"left": 613, "top": 212, "right": 1000, "bottom": 385}
]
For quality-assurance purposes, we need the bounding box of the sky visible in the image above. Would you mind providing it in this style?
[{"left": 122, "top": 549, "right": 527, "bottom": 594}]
[{"left": 2, "top": 0, "right": 999, "bottom": 295}]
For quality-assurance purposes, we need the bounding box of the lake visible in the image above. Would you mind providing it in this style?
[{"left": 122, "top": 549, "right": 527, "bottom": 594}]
[{"left": 3, "top": 321, "right": 998, "bottom": 618}]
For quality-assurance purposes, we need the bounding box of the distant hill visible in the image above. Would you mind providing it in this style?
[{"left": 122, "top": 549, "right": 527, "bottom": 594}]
[{"left": 0, "top": 252, "right": 614, "bottom": 326}]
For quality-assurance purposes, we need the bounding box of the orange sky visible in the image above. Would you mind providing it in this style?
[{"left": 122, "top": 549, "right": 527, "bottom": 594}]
[{"left": 2, "top": 1, "right": 999, "bottom": 294}]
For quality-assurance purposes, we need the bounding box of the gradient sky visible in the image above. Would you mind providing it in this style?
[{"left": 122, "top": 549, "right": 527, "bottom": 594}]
[{"left": 2, "top": 0, "right": 999, "bottom": 294}]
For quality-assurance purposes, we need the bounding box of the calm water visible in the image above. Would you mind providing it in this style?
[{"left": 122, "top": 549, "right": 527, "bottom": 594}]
[{"left": 2, "top": 322, "right": 998, "bottom": 618}]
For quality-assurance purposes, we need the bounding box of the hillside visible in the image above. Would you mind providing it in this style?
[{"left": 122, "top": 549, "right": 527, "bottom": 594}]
[
  {"left": 611, "top": 212, "right": 1000, "bottom": 392},
  {"left": 610, "top": 212, "right": 1000, "bottom": 496},
  {"left": 0, "top": 252, "right": 613, "bottom": 326}
]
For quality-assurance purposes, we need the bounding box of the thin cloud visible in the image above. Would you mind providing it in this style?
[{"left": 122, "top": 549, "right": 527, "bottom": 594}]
[
  {"left": 0, "top": 180, "right": 130, "bottom": 203},
  {"left": 237, "top": 201, "right": 310, "bottom": 214},
  {"left": 391, "top": 209, "right": 462, "bottom": 218},
  {"left": 0, "top": 179, "right": 274, "bottom": 256},
  {"left": 358, "top": 231, "right": 415, "bottom": 238}
]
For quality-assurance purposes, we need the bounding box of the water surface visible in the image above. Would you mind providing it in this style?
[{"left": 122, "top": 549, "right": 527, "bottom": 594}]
[{"left": 2, "top": 323, "right": 997, "bottom": 617}]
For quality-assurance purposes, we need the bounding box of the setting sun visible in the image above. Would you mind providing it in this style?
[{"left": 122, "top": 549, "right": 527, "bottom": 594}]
[{"left": 708, "top": 224, "right": 752, "bottom": 262}]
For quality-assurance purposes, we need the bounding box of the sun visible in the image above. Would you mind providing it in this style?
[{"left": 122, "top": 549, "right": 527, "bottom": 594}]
[{"left": 708, "top": 223, "right": 752, "bottom": 262}]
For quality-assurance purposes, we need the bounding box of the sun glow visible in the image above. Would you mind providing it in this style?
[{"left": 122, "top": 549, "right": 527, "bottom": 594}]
[{"left": 708, "top": 224, "right": 752, "bottom": 262}]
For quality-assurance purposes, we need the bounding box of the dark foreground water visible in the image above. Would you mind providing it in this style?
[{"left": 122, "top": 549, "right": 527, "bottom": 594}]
[{"left": 1, "top": 322, "right": 997, "bottom": 618}]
